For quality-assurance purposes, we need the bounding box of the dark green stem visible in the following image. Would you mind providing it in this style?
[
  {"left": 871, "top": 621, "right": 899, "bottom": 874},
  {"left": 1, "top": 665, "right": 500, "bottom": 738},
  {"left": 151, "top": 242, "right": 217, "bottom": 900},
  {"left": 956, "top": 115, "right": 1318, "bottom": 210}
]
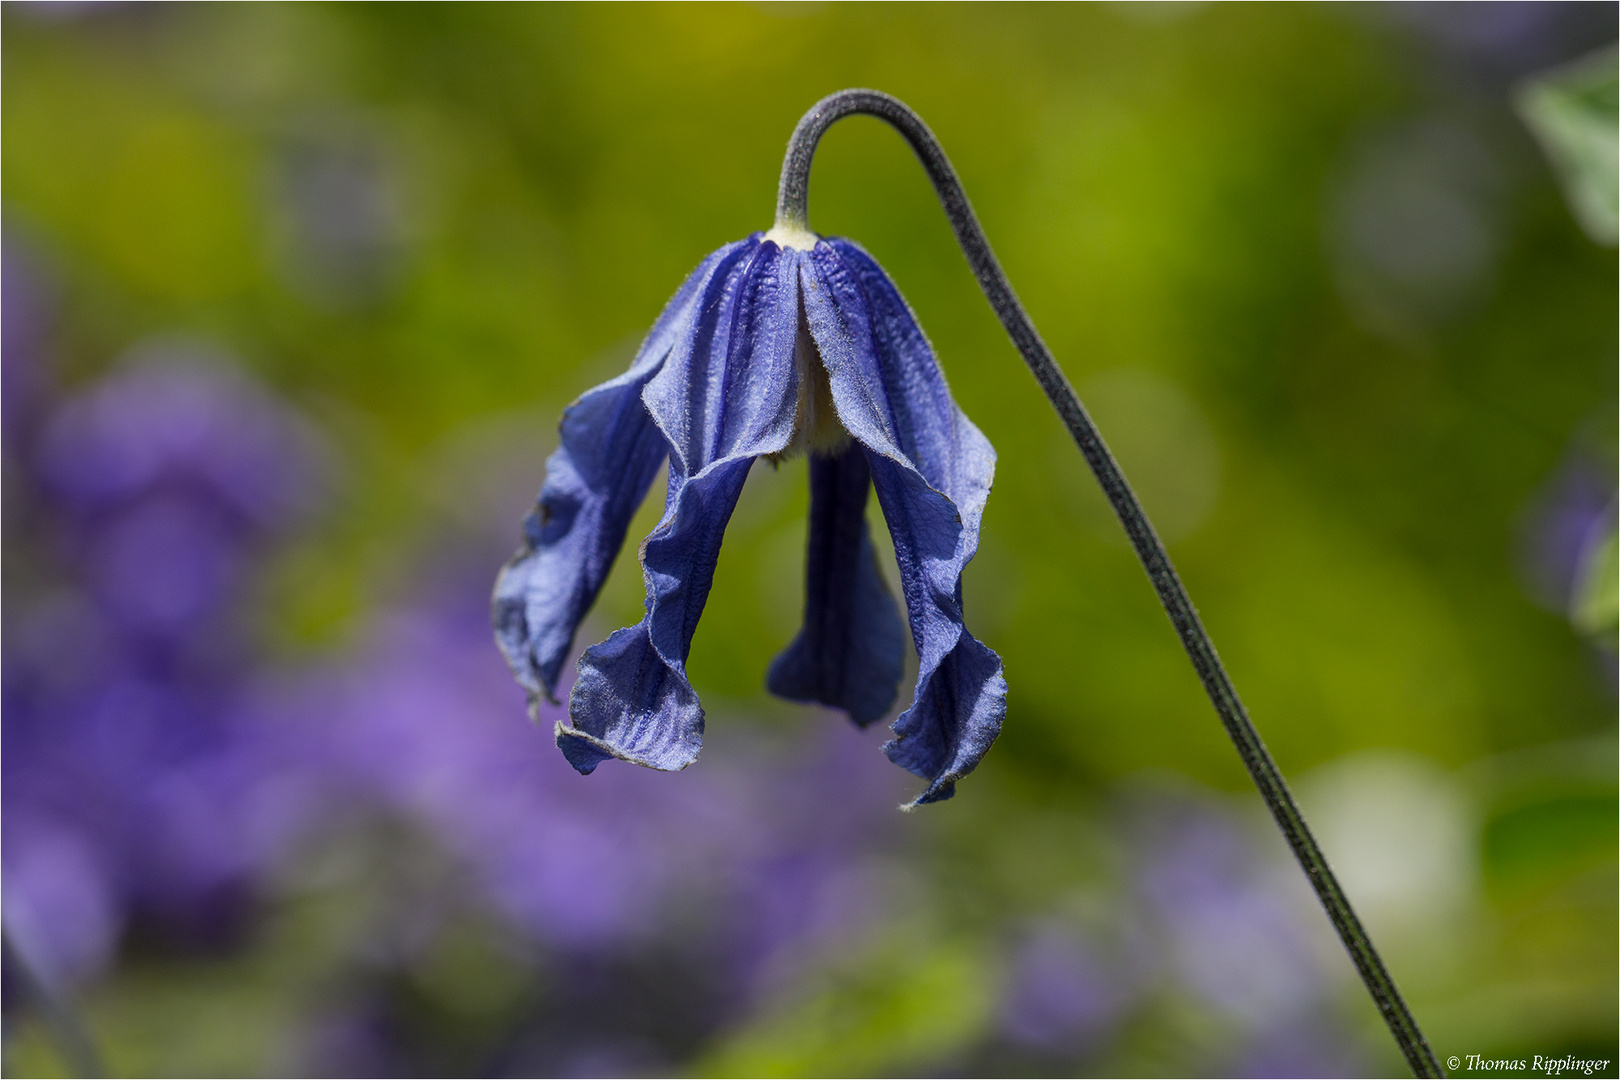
[{"left": 776, "top": 88, "right": 1443, "bottom": 1079}]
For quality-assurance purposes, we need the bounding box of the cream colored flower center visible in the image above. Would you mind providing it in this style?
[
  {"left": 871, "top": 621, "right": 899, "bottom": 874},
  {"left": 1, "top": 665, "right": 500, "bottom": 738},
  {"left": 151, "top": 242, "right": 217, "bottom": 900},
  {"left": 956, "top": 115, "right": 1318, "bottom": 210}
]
[
  {"left": 771, "top": 292, "right": 849, "bottom": 462},
  {"left": 764, "top": 222, "right": 819, "bottom": 251}
]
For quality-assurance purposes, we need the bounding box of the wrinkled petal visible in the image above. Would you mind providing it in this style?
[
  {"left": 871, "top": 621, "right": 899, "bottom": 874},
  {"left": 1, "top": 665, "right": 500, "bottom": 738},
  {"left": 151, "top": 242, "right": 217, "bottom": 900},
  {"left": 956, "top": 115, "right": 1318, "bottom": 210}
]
[
  {"left": 492, "top": 241, "right": 750, "bottom": 704},
  {"left": 802, "top": 238, "right": 1005, "bottom": 806},
  {"left": 561, "top": 238, "right": 805, "bottom": 773},
  {"left": 767, "top": 444, "right": 905, "bottom": 726}
]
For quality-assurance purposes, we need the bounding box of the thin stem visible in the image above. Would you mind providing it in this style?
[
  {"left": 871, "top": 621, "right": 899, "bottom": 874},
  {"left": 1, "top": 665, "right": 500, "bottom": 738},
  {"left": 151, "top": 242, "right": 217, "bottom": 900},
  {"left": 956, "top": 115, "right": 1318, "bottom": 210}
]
[
  {"left": 777, "top": 89, "right": 1444, "bottom": 1079},
  {"left": 1, "top": 930, "right": 104, "bottom": 1078}
]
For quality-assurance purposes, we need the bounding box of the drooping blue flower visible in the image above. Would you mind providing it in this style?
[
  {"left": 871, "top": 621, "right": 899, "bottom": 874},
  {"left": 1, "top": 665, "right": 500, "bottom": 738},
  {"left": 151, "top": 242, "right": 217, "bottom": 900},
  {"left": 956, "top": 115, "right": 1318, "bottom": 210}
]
[{"left": 493, "top": 230, "right": 1005, "bottom": 806}]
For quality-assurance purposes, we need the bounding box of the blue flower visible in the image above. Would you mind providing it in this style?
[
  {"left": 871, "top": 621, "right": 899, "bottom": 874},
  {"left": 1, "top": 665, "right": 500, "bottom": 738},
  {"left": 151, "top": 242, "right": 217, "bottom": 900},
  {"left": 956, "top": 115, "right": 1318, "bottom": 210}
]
[{"left": 494, "top": 229, "right": 1005, "bottom": 806}]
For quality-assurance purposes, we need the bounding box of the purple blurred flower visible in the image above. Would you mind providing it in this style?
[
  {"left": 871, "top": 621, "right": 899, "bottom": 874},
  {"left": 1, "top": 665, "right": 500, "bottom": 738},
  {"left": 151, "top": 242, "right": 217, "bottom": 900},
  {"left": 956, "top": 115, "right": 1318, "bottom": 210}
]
[
  {"left": 2, "top": 237, "right": 55, "bottom": 443},
  {"left": 325, "top": 562, "right": 908, "bottom": 967},
  {"left": 999, "top": 921, "right": 1129, "bottom": 1052},
  {"left": 35, "top": 344, "right": 322, "bottom": 531},
  {"left": 86, "top": 496, "right": 246, "bottom": 636},
  {"left": 1520, "top": 452, "right": 1615, "bottom": 615},
  {"left": 986, "top": 793, "right": 1368, "bottom": 1074},
  {"left": 324, "top": 591, "right": 705, "bottom": 948},
  {"left": 1134, "top": 803, "right": 1326, "bottom": 1028},
  {"left": 1129, "top": 797, "right": 1368, "bottom": 1079},
  {"left": 0, "top": 819, "right": 119, "bottom": 984},
  {"left": 3, "top": 347, "right": 329, "bottom": 977},
  {"left": 1236, "top": 1018, "right": 1367, "bottom": 1080},
  {"left": 1395, "top": 3, "right": 1618, "bottom": 82},
  {"left": 4, "top": 324, "right": 913, "bottom": 1043}
]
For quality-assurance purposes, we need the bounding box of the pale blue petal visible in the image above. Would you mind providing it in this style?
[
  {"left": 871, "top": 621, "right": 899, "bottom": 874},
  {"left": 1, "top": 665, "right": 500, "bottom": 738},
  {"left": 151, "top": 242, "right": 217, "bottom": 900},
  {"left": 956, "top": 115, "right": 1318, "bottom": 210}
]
[
  {"left": 560, "top": 238, "right": 806, "bottom": 772},
  {"left": 802, "top": 239, "right": 1005, "bottom": 806},
  {"left": 767, "top": 444, "right": 905, "bottom": 726},
  {"left": 492, "top": 241, "right": 752, "bottom": 705}
]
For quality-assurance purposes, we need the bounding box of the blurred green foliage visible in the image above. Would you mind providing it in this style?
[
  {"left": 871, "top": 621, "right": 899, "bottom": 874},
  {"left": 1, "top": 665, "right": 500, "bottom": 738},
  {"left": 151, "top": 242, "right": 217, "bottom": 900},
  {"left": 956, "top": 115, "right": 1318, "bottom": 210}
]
[
  {"left": 1516, "top": 44, "right": 1619, "bottom": 245},
  {"left": 3, "top": 3, "right": 1614, "bottom": 1077}
]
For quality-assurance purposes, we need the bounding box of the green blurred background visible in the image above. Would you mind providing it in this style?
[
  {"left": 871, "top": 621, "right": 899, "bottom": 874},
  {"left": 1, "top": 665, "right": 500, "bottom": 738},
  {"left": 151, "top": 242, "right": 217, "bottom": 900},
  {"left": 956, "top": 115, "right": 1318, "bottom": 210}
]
[{"left": 3, "top": 3, "right": 1615, "bottom": 1077}]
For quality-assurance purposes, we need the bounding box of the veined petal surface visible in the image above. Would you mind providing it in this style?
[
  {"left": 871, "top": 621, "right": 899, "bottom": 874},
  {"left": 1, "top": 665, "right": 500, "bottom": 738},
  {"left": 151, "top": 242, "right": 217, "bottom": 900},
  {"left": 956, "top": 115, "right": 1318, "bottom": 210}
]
[
  {"left": 492, "top": 241, "right": 749, "bottom": 704},
  {"left": 561, "top": 238, "right": 805, "bottom": 773},
  {"left": 802, "top": 238, "right": 1005, "bottom": 806}
]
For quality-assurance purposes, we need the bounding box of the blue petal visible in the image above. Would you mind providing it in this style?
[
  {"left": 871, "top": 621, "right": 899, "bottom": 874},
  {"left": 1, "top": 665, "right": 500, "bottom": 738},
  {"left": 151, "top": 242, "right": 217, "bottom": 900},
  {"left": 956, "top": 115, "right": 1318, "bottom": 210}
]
[
  {"left": 802, "top": 238, "right": 1006, "bottom": 807},
  {"left": 493, "top": 242, "right": 753, "bottom": 706},
  {"left": 561, "top": 238, "right": 806, "bottom": 772},
  {"left": 767, "top": 444, "right": 905, "bottom": 726}
]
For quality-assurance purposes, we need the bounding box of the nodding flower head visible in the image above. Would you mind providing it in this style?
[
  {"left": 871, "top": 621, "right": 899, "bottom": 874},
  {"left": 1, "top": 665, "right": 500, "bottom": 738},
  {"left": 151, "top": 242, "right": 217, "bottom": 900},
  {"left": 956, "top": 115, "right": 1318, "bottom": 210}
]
[{"left": 494, "top": 227, "right": 1005, "bottom": 806}]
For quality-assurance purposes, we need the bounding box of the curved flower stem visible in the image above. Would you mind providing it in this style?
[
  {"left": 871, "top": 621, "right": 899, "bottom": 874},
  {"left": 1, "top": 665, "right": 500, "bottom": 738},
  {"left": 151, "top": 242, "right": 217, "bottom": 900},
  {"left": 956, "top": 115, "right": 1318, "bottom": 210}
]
[{"left": 777, "top": 88, "right": 1444, "bottom": 1079}]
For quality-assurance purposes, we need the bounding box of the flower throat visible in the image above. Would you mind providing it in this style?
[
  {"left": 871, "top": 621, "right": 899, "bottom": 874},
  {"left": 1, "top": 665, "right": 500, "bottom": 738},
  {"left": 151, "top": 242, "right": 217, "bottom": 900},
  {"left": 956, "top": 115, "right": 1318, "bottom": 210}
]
[{"left": 773, "top": 293, "right": 849, "bottom": 463}]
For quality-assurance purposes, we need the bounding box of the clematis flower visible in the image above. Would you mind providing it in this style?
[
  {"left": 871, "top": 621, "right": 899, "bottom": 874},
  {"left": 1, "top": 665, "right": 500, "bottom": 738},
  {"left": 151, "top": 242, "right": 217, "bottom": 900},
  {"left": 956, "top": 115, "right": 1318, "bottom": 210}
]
[{"left": 493, "top": 226, "right": 1004, "bottom": 806}]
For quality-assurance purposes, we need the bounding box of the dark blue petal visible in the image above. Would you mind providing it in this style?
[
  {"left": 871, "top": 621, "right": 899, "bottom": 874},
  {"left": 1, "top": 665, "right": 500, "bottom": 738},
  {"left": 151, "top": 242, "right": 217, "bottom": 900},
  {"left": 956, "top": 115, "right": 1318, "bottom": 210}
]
[
  {"left": 767, "top": 444, "right": 905, "bottom": 726},
  {"left": 492, "top": 241, "right": 750, "bottom": 704},
  {"left": 802, "top": 239, "right": 1005, "bottom": 807},
  {"left": 561, "top": 238, "right": 805, "bottom": 772}
]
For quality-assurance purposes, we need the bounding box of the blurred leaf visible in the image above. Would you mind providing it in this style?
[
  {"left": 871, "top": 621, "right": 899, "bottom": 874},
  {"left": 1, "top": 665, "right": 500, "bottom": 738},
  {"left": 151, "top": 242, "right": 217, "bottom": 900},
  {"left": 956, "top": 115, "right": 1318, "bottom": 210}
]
[
  {"left": 1484, "top": 790, "right": 1618, "bottom": 894},
  {"left": 1516, "top": 46, "right": 1620, "bottom": 246},
  {"left": 1, "top": 1019, "right": 77, "bottom": 1079},
  {"left": 1478, "top": 737, "right": 1619, "bottom": 904},
  {"left": 699, "top": 934, "right": 994, "bottom": 1078},
  {"left": 1572, "top": 521, "right": 1618, "bottom": 650}
]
